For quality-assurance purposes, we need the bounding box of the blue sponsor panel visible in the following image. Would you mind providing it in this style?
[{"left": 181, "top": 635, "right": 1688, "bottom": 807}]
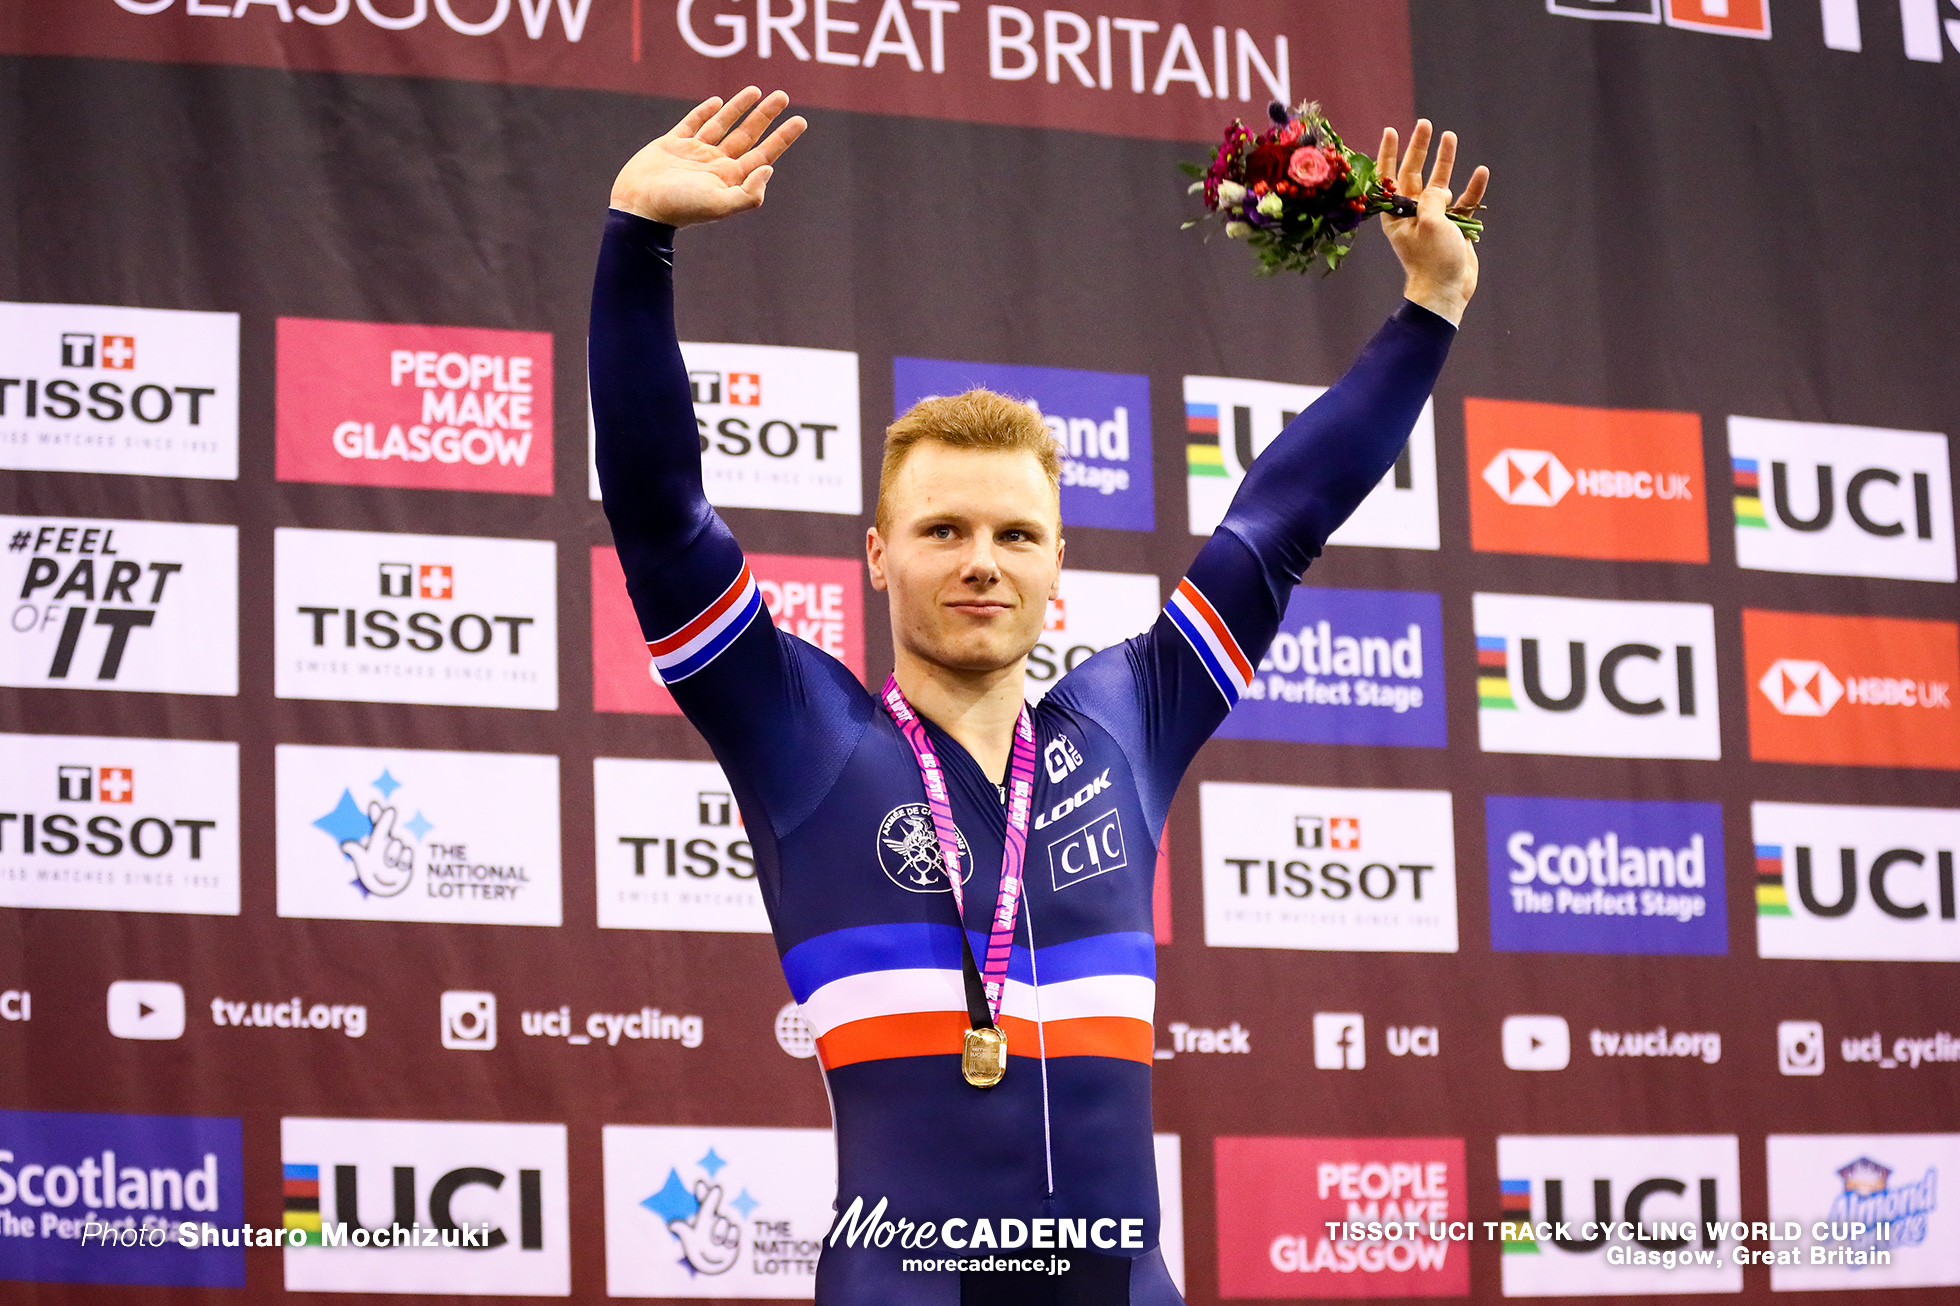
[
  {"left": 892, "top": 357, "right": 1153, "bottom": 531},
  {"left": 1215, "top": 587, "right": 1445, "bottom": 747},
  {"left": 1486, "top": 796, "right": 1727, "bottom": 955},
  {"left": 0, "top": 1109, "right": 245, "bottom": 1287}
]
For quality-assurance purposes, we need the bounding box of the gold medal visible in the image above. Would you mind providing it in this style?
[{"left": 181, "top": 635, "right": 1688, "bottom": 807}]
[{"left": 962, "top": 1026, "right": 1007, "bottom": 1088}]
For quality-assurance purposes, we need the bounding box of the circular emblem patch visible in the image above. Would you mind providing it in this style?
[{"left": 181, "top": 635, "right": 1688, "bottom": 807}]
[{"left": 876, "top": 803, "right": 972, "bottom": 893}]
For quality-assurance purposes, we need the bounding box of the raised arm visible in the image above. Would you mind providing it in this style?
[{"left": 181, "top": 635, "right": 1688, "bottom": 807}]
[{"left": 1051, "top": 121, "right": 1487, "bottom": 832}]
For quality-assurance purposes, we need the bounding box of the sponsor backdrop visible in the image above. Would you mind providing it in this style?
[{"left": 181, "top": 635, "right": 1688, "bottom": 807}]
[{"left": 2, "top": 2, "right": 1957, "bottom": 1303}]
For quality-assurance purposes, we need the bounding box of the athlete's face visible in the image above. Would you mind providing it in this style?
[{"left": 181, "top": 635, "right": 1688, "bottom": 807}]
[{"left": 866, "top": 443, "right": 1064, "bottom": 676}]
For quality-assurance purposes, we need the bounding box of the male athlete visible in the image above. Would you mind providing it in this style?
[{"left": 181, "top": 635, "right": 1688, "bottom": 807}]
[{"left": 592, "top": 87, "right": 1486, "bottom": 1306}]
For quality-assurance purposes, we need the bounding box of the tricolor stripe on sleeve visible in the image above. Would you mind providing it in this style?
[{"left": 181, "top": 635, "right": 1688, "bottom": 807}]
[
  {"left": 647, "top": 563, "right": 764, "bottom": 683},
  {"left": 1165, "top": 577, "right": 1254, "bottom": 706}
]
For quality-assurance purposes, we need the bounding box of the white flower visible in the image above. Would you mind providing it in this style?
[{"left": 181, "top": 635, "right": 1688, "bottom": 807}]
[
  {"left": 1256, "top": 192, "right": 1284, "bottom": 218},
  {"left": 1217, "top": 180, "right": 1247, "bottom": 206},
  {"left": 1224, "top": 221, "right": 1253, "bottom": 239}
]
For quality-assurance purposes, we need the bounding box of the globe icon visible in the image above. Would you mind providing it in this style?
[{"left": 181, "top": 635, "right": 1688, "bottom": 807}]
[{"left": 774, "top": 1002, "right": 818, "bottom": 1059}]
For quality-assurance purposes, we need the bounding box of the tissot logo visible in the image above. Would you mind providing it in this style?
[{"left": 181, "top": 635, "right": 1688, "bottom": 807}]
[
  {"left": 279, "top": 1117, "right": 569, "bottom": 1296},
  {"left": 1026, "top": 569, "right": 1158, "bottom": 703},
  {"left": 0, "top": 302, "right": 238, "bottom": 480},
  {"left": 601, "top": 1125, "right": 837, "bottom": 1298},
  {"left": 1742, "top": 609, "right": 1959, "bottom": 769},
  {"left": 1184, "top": 374, "right": 1438, "bottom": 550},
  {"left": 275, "top": 527, "right": 557, "bottom": 711},
  {"left": 1465, "top": 399, "right": 1707, "bottom": 562},
  {"left": 1217, "top": 587, "right": 1445, "bottom": 748},
  {"left": 591, "top": 343, "right": 862, "bottom": 514},
  {"left": 1496, "top": 1134, "right": 1743, "bottom": 1297},
  {"left": 1487, "top": 796, "right": 1726, "bottom": 956},
  {"left": 1201, "top": 782, "right": 1458, "bottom": 953},
  {"left": 898, "top": 357, "right": 1154, "bottom": 530},
  {"left": 1214, "top": 1136, "right": 1468, "bottom": 1298},
  {"left": 1766, "top": 1134, "right": 1960, "bottom": 1291},
  {"left": 1729, "top": 416, "right": 1955, "bottom": 581},
  {"left": 1753, "top": 802, "right": 1959, "bottom": 961},
  {"left": 276, "top": 318, "right": 552, "bottom": 495},
  {"left": 593, "top": 757, "right": 765, "bottom": 933},
  {"left": 1474, "top": 593, "right": 1720, "bottom": 760},
  {"left": 591, "top": 547, "right": 865, "bottom": 715},
  {"left": 0, "top": 1107, "right": 244, "bottom": 1288},
  {"left": 3, "top": 517, "right": 237, "bottom": 696},
  {"left": 275, "top": 744, "right": 562, "bottom": 926},
  {"left": 0, "top": 734, "right": 238, "bottom": 916}
]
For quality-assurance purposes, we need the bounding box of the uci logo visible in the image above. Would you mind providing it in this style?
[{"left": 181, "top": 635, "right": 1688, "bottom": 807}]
[
  {"left": 1508, "top": 638, "right": 1699, "bottom": 717},
  {"left": 876, "top": 804, "right": 970, "bottom": 893}
]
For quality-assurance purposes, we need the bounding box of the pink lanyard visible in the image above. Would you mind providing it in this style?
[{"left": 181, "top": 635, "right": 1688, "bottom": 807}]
[{"left": 879, "top": 675, "right": 1038, "bottom": 1019}]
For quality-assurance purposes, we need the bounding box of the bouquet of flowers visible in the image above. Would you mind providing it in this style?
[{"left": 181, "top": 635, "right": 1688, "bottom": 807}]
[{"left": 1184, "top": 100, "right": 1483, "bottom": 276}]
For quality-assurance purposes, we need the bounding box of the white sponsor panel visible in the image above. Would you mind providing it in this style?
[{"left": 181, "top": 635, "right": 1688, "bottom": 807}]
[
  {"left": 0, "top": 301, "right": 239, "bottom": 479},
  {"left": 1200, "top": 782, "right": 1458, "bottom": 953},
  {"left": 1730, "top": 417, "right": 1955, "bottom": 582},
  {"left": 1184, "top": 375, "right": 1438, "bottom": 550},
  {"left": 1766, "top": 1134, "right": 1960, "bottom": 1291},
  {"left": 276, "top": 744, "right": 561, "bottom": 926},
  {"left": 603, "top": 1124, "right": 836, "bottom": 1298},
  {"left": 1475, "top": 593, "right": 1721, "bottom": 760},
  {"left": 281, "top": 1117, "right": 570, "bottom": 1296},
  {"left": 593, "top": 758, "right": 766, "bottom": 933},
  {"left": 1753, "top": 802, "right": 1959, "bottom": 962},
  {"left": 589, "top": 343, "right": 861, "bottom": 514},
  {"left": 1497, "top": 1134, "right": 1742, "bottom": 1297},
  {"left": 1027, "top": 569, "right": 1160, "bottom": 703},
  {"left": 0, "top": 733, "right": 239, "bottom": 915},
  {"left": 274, "top": 527, "right": 557, "bottom": 710},
  {"left": 1154, "top": 1133, "right": 1185, "bottom": 1293},
  {"left": 2, "top": 516, "right": 237, "bottom": 695}
]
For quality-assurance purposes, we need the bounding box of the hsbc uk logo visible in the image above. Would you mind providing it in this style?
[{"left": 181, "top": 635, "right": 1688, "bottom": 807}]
[
  {"left": 1482, "top": 448, "right": 1692, "bottom": 507},
  {"left": 1759, "top": 659, "right": 1950, "bottom": 716}
]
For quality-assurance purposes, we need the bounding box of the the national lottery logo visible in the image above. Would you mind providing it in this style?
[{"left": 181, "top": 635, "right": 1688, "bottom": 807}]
[
  {"left": 1218, "top": 587, "right": 1446, "bottom": 748},
  {"left": 1765, "top": 1134, "right": 1960, "bottom": 1292},
  {"left": 1729, "top": 416, "right": 1956, "bottom": 582},
  {"left": 274, "top": 528, "right": 558, "bottom": 711},
  {"left": 593, "top": 758, "right": 767, "bottom": 933},
  {"left": 602, "top": 1125, "right": 837, "bottom": 1299},
  {"left": 0, "top": 302, "right": 239, "bottom": 480},
  {"left": 1201, "top": 783, "right": 1458, "bottom": 954},
  {"left": 1742, "top": 609, "right": 1959, "bottom": 769},
  {"left": 3, "top": 516, "right": 238, "bottom": 696},
  {"left": 1496, "top": 1134, "right": 1743, "bottom": 1297},
  {"left": 590, "top": 343, "right": 861, "bottom": 515},
  {"left": 0, "top": 734, "right": 239, "bottom": 916},
  {"left": 896, "top": 357, "right": 1154, "bottom": 531},
  {"left": 1474, "top": 593, "right": 1721, "bottom": 760},
  {"left": 1464, "top": 399, "right": 1707, "bottom": 563},
  {"left": 279, "top": 1117, "right": 570, "bottom": 1297},
  {"left": 876, "top": 804, "right": 972, "bottom": 894},
  {"left": 1486, "top": 796, "right": 1726, "bottom": 957},
  {"left": 1026, "top": 569, "right": 1159, "bottom": 703},
  {"left": 275, "top": 744, "right": 562, "bottom": 927},
  {"left": 1183, "top": 374, "right": 1438, "bottom": 550},
  {"left": 1753, "top": 802, "right": 1959, "bottom": 962}
]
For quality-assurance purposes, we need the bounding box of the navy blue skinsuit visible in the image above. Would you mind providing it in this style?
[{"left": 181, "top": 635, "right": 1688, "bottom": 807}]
[{"left": 590, "top": 209, "right": 1453, "bottom": 1305}]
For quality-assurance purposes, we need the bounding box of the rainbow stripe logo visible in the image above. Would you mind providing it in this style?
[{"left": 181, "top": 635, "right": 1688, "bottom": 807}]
[
  {"left": 1755, "top": 843, "right": 1791, "bottom": 916},
  {"left": 1500, "top": 1178, "right": 1538, "bottom": 1253},
  {"left": 1733, "top": 457, "right": 1768, "bottom": 529},
  {"left": 1477, "top": 635, "right": 1516, "bottom": 709},
  {"left": 283, "top": 1162, "right": 322, "bottom": 1244},
  {"left": 1185, "top": 402, "right": 1227, "bottom": 477}
]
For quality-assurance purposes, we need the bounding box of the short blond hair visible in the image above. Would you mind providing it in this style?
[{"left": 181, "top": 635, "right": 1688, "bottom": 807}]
[{"left": 876, "top": 389, "right": 1061, "bottom": 532}]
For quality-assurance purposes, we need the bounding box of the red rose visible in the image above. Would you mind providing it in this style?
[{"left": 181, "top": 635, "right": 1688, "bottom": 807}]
[
  {"left": 1244, "top": 141, "right": 1293, "bottom": 188},
  {"left": 1286, "top": 146, "right": 1341, "bottom": 194}
]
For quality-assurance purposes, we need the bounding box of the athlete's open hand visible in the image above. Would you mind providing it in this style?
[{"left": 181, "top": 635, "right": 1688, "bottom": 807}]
[
  {"left": 611, "top": 87, "right": 807, "bottom": 228},
  {"left": 1376, "top": 120, "right": 1489, "bottom": 326}
]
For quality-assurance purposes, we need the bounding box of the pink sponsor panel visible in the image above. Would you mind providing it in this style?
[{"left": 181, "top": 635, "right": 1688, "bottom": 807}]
[{"left": 276, "top": 317, "right": 553, "bottom": 495}]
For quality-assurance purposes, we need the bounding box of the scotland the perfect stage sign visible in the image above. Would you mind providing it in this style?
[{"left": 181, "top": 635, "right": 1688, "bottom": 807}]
[
  {"left": 1217, "top": 587, "right": 1446, "bottom": 748},
  {"left": 892, "top": 358, "right": 1154, "bottom": 531},
  {"left": 0, "top": 1109, "right": 245, "bottom": 1287}
]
